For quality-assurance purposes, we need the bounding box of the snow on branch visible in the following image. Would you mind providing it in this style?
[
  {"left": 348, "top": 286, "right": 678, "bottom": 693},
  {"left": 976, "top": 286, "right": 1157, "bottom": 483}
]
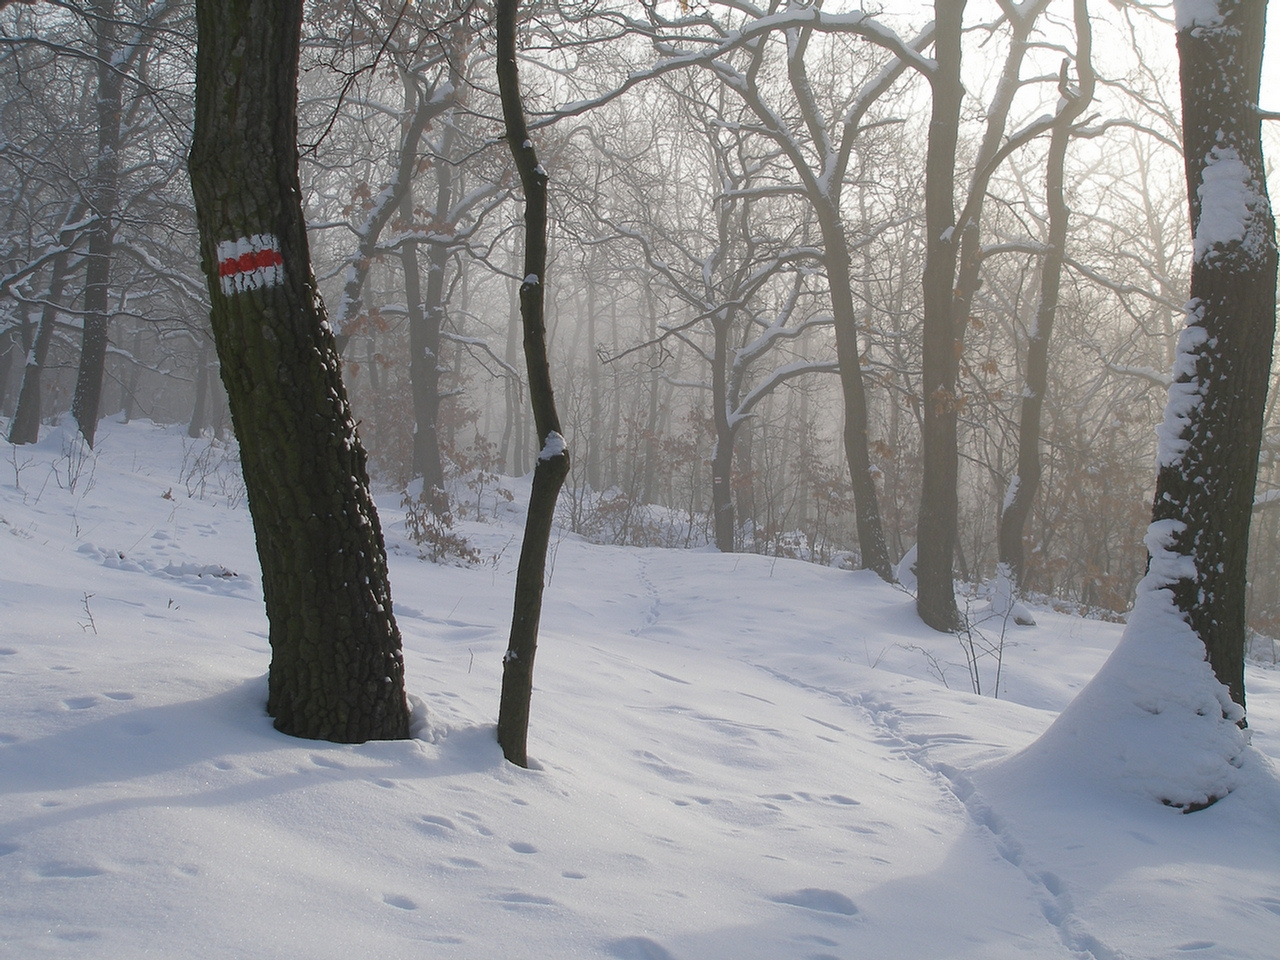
[
  {"left": 729, "top": 357, "right": 840, "bottom": 429},
  {"left": 547, "top": 8, "right": 931, "bottom": 124}
]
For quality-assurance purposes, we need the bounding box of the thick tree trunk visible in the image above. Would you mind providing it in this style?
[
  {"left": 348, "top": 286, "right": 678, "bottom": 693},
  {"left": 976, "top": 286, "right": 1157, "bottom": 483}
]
[
  {"left": 499, "top": 248, "right": 525, "bottom": 475},
  {"left": 0, "top": 329, "right": 16, "bottom": 416},
  {"left": 71, "top": 0, "right": 122, "bottom": 448},
  {"left": 188, "top": 336, "right": 212, "bottom": 438},
  {"left": 711, "top": 316, "right": 736, "bottom": 552},
  {"left": 187, "top": 0, "right": 410, "bottom": 741},
  {"left": 404, "top": 218, "right": 446, "bottom": 493},
  {"left": 999, "top": 8, "right": 1095, "bottom": 593},
  {"left": 409, "top": 61, "right": 462, "bottom": 492},
  {"left": 1155, "top": 0, "right": 1277, "bottom": 715},
  {"left": 118, "top": 326, "right": 143, "bottom": 422},
  {"left": 818, "top": 207, "right": 893, "bottom": 580},
  {"left": 915, "top": 0, "right": 965, "bottom": 631},
  {"left": 9, "top": 219, "right": 78, "bottom": 445},
  {"left": 495, "top": 0, "right": 572, "bottom": 768},
  {"left": 585, "top": 257, "right": 603, "bottom": 492}
]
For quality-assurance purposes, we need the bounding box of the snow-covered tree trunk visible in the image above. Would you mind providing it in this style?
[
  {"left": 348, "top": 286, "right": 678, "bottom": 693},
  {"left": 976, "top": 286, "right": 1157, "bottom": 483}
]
[
  {"left": 1155, "top": 0, "right": 1277, "bottom": 715},
  {"left": 187, "top": 0, "right": 411, "bottom": 742}
]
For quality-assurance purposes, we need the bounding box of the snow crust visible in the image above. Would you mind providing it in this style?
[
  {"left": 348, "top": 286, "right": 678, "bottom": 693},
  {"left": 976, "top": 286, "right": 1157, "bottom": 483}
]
[{"left": 3, "top": 419, "right": 1280, "bottom": 959}]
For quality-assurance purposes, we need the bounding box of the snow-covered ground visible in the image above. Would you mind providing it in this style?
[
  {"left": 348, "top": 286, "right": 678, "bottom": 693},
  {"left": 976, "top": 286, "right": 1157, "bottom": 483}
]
[{"left": 3, "top": 418, "right": 1280, "bottom": 959}]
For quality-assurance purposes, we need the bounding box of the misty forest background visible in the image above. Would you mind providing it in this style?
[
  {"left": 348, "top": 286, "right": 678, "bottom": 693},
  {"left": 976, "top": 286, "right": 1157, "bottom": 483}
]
[{"left": 3, "top": 0, "right": 1280, "bottom": 647}]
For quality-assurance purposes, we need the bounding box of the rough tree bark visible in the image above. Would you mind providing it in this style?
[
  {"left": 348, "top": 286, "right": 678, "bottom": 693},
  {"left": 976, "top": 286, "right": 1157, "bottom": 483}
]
[
  {"left": 1154, "top": 0, "right": 1277, "bottom": 715},
  {"left": 495, "top": 0, "right": 572, "bottom": 767},
  {"left": 187, "top": 0, "right": 410, "bottom": 741}
]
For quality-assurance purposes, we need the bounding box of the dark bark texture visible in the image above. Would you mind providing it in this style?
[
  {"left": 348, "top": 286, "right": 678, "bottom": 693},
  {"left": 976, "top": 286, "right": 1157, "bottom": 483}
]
[
  {"left": 1158, "top": 0, "right": 1277, "bottom": 715},
  {"left": 495, "top": 0, "right": 571, "bottom": 767},
  {"left": 187, "top": 0, "right": 410, "bottom": 741}
]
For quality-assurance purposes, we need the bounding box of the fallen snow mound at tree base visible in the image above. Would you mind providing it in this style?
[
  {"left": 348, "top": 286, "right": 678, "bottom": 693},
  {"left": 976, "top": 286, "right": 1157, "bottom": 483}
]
[{"left": 979, "top": 579, "right": 1248, "bottom": 812}]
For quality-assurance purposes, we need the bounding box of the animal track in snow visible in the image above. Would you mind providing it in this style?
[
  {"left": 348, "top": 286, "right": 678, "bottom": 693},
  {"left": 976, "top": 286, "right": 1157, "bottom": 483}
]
[
  {"left": 76, "top": 541, "right": 249, "bottom": 596},
  {"left": 630, "top": 554, "right": 662, "bottom": 637}
]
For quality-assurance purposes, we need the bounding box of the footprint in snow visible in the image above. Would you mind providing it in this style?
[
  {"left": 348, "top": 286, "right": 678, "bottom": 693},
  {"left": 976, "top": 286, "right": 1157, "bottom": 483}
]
[
  {"left": 495, "top": 892, "right": 555, "bottom": 906},
  {"left": 649, "top": 669, "right": 691, "bottom": 685},
  {"left": 54, "top": 930, "right": 101, "bottom": 943},
  {"left": 120, "top": 719, "right": 153, "bottom": 736},
  {"left": 457, "top": 811, "right": 493, "bottom": 836},
  {"left": 605, "top": 936, "right": 679, "bottom": 960},
  {"left": 416, "top": 815, "right": 456, "bottom": 836},
  {"left": 39, "top": 862, "right": 105, "bottom": 879},
  {"left": 771, "top": 888, "right": 859, "bottom": 916},
  {"left": 62, "top": 697, "right": 98, "bottom": 710},
  {"left": 382, "top": 893, "right": 417, "bottom": 910},
  {"left": 633, "top": 750, "right": 695, "bottom": 784},
  {"left": 509, "top": 841, "right": 537, "bottom": 854},
  {"left": 103, "top": 691, "right": 134, "bottom": 701}
]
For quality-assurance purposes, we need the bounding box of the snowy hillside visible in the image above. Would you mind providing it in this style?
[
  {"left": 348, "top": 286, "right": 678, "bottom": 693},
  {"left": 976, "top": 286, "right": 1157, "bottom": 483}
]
[{"left": 3, "top": 419, "right": 1280, "bottom": 959}]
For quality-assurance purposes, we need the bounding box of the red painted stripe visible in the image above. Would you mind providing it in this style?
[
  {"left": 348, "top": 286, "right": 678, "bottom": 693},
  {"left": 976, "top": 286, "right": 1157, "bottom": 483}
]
[{"left": 219, "top": 247, "right": 283, "bottom": 277}]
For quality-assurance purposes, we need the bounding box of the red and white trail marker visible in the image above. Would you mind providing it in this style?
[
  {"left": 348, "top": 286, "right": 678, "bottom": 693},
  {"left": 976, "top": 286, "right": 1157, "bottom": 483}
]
[{"left": 217, "top": 234, "right": 284, "bottom": 295}]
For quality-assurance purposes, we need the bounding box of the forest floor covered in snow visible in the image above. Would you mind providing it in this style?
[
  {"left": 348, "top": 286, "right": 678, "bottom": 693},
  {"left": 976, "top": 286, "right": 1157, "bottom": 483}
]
[{"left": 3, "top": 418, "right": 1280, "bottom": 959}]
